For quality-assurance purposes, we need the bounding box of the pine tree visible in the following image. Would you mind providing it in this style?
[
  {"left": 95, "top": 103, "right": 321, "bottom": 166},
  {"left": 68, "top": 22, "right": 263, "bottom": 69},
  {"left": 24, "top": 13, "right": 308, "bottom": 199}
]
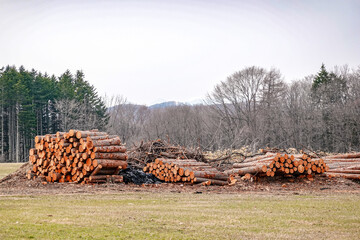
[
  {"left": 0, "top": 65, "right": 108, "bottom": 161},
  {"left": 312, "top": 63, "right": 330, "bottom": 91}
]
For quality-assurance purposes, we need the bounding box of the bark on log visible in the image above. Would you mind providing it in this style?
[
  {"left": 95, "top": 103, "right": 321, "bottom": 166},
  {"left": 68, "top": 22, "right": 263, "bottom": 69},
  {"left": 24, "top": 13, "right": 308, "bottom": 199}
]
[
  {"left": 75, "top": 131, "right": 108, "bottom": 139},
  {"left": 233, "top": 158, "right": 274, "bottom": 168},
  {"left": 90, "top": 165, "right": 103, "bottom": 176},
  {"left": 194, "top": 177, "right": 228, "bottom": 186},
  {"left": 325, "top": 172, "right": 360, "bottom": 180},
  {"left": 236, "top": 165, "right": 268, "bottom": 175},
  {"left": 92, "top": 159, "right": 128, "bottom": 169},
  {"left": 86, "top": 135, "right": 117, "bottom": 141},
  {"left": 326, "top": 169, "right": 360, "bottom": 174},
  {"left": 97, "top": 168, "right": 121, "bottom": 175},
  {"left": 324, "top": 153, "right": 360, "bottom": 159},
  {"left": 93, "top": 152, "right": 128, "bottom": 160},
  {"left": 89, "top": 137, "right": 121, "bottom": 147},
  {"left": 193, "top": 171, "right": 229, "bottom": 181},
  {"left": 89, "top": 175, "right": 123, "bottom": 181},
  {"left": 93, "top": 145, "right": 127, "bottom": 153},
  {"left": 242, "top": 153, "right": 276, "bottom": 163}
]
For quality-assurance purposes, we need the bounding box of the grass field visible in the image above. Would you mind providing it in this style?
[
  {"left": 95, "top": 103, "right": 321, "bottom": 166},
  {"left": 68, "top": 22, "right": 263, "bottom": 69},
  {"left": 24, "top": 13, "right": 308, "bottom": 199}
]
[
  {"left": 1, "top": 164, "right": 360, "bottom": 239},
  {"left": 0, "top": 162, "right": 23, "bottom": 179},
  {"left": 0, "top": 193, "right": 360, "bottom": 239}
]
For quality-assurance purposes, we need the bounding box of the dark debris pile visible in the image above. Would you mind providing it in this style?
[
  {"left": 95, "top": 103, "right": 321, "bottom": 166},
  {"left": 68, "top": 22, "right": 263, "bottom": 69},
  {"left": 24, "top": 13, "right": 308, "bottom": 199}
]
[{"left": 119, "top": 167, "right": 162, "bottom": 185}]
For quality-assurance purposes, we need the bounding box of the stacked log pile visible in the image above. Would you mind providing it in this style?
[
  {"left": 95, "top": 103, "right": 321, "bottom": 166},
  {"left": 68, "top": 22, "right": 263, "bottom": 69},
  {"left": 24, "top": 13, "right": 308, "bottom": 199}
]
[
  {"left": 143, "top": 158, "right": 233, "bottom": 185},
  {"left": 322, "top": 152, "right": 360, "bottom": 180},
  {"left": 225, "top": 153, "right": 328, "bottom": 179},
  {"left": 27, "top": 130, "right": 127, "bottom": 184},
  {"left": 128, "top": 139, "right": 204, "bottom": 169}
]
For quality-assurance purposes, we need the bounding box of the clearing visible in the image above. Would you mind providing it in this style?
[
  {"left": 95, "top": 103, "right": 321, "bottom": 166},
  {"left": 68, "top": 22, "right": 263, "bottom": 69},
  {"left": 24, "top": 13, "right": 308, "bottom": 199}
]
[
  {"left": 0, "top": 163, "right": 23, "bottom": 179},
  {"left": 1, "top": 163, "right": 360, "bottom": 239}
]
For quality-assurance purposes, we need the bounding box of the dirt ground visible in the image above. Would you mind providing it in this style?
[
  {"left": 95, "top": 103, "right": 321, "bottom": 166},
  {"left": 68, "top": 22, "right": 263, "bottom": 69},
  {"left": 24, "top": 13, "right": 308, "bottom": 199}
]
[{"left": 0, "top": 163, "right": 359, "bottom": 196}]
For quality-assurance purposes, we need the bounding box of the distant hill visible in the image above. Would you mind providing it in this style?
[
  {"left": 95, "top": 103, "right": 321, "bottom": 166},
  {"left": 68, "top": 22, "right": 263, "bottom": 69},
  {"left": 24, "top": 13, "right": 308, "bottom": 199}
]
[
  {"left": 108, "top": 100, "right": 204, "bottom": 112},
  {"left": 149, "top": 101, "right": 178, "bottom": 109},
  {"left": 149, "top": 99, "right": 204, "bottom": 109}
]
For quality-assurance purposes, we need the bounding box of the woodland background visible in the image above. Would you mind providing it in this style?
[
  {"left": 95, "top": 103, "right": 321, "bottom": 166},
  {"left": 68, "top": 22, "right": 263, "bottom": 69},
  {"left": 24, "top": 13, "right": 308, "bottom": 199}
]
[{"left": 1, "top": 64, "right": 360, "bottom": 162}]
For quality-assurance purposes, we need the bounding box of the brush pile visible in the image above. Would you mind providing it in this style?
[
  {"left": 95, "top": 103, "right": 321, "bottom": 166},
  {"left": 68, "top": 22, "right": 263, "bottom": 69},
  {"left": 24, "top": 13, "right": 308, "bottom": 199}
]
[
  {"left": 225, "top": 153, "right": 328, "bottom": 179},
  {"left": 144, "top": 158, "right": 233, "bottom": 185},
  {"left": 323, "top": 152, "right": 360, "bottom": 180},
  {"left": 128, "top": 139, "right": 204, "bottom": 169},
  {"left": 27, "top": 130, "right": 127, "bottom": 184}
]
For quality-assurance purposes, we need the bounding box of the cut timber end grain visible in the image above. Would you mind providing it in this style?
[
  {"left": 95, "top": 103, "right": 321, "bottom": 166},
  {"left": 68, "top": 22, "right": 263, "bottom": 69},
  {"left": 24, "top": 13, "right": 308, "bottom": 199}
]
[
  {"left": 68, "top": 129, "right": 77, "bottom": 137},
  {"left": 28, "top": 130, "right": 127, "bottom": 184}
]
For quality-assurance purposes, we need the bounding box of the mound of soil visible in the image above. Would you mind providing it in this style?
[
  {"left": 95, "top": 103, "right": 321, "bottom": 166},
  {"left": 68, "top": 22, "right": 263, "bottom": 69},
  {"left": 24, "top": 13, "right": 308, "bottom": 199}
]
[{"left": 0, "top": 162, "right": 32, "bottom": 185}]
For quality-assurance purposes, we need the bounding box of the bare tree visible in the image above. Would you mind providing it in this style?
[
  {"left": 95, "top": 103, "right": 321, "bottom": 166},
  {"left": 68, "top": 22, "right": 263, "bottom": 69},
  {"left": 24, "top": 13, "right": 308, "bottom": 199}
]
[
  {"left": 106, "top": 95, "right": 149, "bottom": 144},
  {"left": 206, "top": 66, "right": 274, "bottom": 149}
]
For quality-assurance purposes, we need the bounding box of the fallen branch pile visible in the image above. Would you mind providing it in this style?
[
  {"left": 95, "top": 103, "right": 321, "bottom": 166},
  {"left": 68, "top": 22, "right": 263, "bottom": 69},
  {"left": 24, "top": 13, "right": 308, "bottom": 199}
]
[
  {"left": 27, "top": 129, "right": 127, "bottom": 184},
  {"left": 225, "top": 152, "right": 328, "bottom": 179},
  {"left": 322, "top": 152, "right": 360, "bottom": 180},
  {"left": 143, "top": 158, "right": 233, "bottom": 185},
  {"left": 128, "top": 139, "right": 204, "bottom": 169}
]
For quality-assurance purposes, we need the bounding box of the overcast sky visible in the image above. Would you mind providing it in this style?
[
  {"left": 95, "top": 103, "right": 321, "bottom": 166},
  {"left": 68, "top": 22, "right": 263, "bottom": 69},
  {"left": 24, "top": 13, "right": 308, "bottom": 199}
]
[{"left": 1, "top": 0, "right": 359, "bottom": 105}]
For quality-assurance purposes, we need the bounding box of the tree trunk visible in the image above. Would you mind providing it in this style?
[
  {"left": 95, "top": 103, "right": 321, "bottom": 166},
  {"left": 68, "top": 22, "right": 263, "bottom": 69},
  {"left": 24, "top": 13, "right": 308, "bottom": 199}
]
[
  {"left": 16, "top": 103, "right": 19, "bottom": 163},
  {"left": 8, "top": 106, "right": 12, "bottom": 161},
  {"left": 1, "top": 94, "right": 3, "bottom": 161}
]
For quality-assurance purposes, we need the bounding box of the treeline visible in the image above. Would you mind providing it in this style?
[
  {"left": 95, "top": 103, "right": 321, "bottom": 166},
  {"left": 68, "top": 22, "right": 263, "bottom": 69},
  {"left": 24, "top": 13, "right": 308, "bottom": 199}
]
[
  {"left": 107, "top": 64, "right": 360, "bottom": 153},
  {"left": 0, "top": 66, "right": 108, "bottom": 162},
  {"left": 2, "top": 64, "right": 360, "bottom": 162}
]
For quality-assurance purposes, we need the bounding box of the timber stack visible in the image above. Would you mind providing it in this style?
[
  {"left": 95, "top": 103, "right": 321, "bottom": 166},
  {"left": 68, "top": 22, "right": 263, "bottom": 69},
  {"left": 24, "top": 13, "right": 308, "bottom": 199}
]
[
  {"left": 225, "top": 152, "right": 328, "bottom": 179},
  {"left": 322, "top": 152, "right": 360, "bottom": 180},
  {"left": 143, "top": 158, "right": 234, "bottom": 186},
  {"left": 27, "top": 129, "right": 127, "bottom": 184}
]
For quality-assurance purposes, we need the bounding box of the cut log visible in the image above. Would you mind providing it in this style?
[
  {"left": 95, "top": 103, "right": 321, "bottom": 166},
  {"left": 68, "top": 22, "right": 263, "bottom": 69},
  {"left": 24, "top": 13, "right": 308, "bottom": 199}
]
[
  {"left": 326, "top": 172, "right": 360, "bottom": 180},
  {"left": 324, "top": 152, "right": 360, "bottom": 159},
  {"left": 89, "top": 137, "right": 121, "bottom": 147},
  {"left": 86, "top": 135, "right": 117, "bottom": 141},
  {"left": 193, "top": 171, "right": 229, "bottom": 181},
  {"left": 75, "top": 131, "right": 108, "bottom": 139},
  {"left": 326, "top": 169, "right": 360, "bottom": 174},
  {"left": 233, "top": 158, "right": 274, "bottom": 168},
  {"left": 92, "top": 159, "right": 128, "bottom": 169},
  {"left": 236, "top": 165, "right": 268, "bottom": 175},
  {"left": 93, "top": 152, "right": 128, "bottom": 160},
  {"left": 194, "top": 177, "right": 228, "bottom": 186},
  {"left": 242, "top": 153, "right": 276, "bottom": 163},
  {"left": 90, "top": 165, "right": 103, "bottom": 176},
  {"left": 93, "top": 145, "right": 127, "bottom": 153}
]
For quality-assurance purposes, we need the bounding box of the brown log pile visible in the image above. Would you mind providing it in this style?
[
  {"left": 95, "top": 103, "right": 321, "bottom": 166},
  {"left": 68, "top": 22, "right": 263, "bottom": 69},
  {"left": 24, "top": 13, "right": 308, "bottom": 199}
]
[
  {"left": 322, "top": 152, "right": 360, "bottom": 180},
  {"left": 128, "top": 139, "right": 204, "bottom": 169},
  {"left": 27, "top": 129, "right": 127, "bottom": 184},
  {"left": 143, "top": 158, "right": 234, "bottom": 185},
  {"left": 225, "top": 152, "right": 328, "bottom": 179}
]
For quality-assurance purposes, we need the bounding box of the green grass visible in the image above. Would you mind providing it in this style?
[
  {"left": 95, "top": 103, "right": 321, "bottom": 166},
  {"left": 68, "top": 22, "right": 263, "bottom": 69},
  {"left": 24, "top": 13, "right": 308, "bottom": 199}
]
[
  {"left": 0, "top": 163, "right": 23, "bottom": 179},
  {"left": 0, "top": 193, "right": 359, "bottom": 239}
]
